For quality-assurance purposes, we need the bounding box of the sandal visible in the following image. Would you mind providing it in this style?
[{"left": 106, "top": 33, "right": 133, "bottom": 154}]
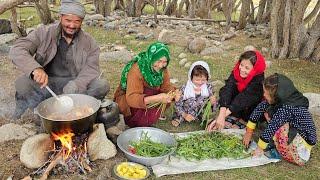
[
  {"left": 159, "top": 115, "right": 167, "bottom": 121},
  {"left": 232, "top": 120, "right": 246, "bottom": 129},
  {"left": 171, "top": 117, "right": 183, "bottom": 127}
]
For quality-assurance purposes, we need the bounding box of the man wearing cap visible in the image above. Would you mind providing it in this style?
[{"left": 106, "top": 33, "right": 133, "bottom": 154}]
[{"left": 9, "top": 0, "right": 109, "bottom": 119}]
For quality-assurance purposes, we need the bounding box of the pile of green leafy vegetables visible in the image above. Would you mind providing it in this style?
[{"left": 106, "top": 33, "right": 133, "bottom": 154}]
[
  {"left": 175, "top": 132, "right": 249, "bottom": 160},
  {"left": 129, "top": 132, "right": 174, "bottom": 157}
]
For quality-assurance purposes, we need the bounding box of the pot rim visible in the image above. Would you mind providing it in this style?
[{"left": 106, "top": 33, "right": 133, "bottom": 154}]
[{"left": 34, "top": 94, "right": 101, "bottom": 121}]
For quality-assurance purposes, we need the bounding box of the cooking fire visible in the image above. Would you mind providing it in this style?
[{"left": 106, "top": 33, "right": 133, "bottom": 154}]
[{"left": 24, "top": 129, "right": 92, "bottom": 180}]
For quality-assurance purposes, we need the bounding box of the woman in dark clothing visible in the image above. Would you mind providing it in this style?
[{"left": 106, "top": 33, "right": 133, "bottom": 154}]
[
  {"left": 207, "top": 50, "right": 266, "bottom": 130},
  {"left": 243, "top": 73, "right": 316, "bottom": 165}
]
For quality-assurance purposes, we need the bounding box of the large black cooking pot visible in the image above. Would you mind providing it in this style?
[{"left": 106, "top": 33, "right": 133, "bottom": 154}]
[{"left": 34, "top": 94, "right": 101, "bottom": 135}]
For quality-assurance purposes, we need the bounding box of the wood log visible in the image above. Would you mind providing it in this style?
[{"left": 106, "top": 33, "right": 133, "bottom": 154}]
[
  {"left": 40, "top": 153, "right": 63, "bottom": 180},
  {"left": 146, "top": 16, "right": 237, "bottom": 23}
]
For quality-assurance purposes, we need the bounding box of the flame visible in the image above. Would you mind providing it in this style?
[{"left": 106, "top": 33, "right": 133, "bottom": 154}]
[{"left": 52, "top": 130, "right": 75, "bottom": 159}]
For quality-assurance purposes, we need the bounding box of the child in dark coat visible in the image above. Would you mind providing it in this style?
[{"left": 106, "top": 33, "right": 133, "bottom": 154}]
[
  {"left": 207, "top": 50, "right": 266, "bottom": 130},
  {"left": 243, "top": 73, "right": 317, "bottom": 165}
]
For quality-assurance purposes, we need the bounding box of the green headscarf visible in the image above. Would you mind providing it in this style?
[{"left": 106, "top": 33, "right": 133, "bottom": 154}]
[{"left": 120, "top": 42, "right": 170, "bottom": 90}]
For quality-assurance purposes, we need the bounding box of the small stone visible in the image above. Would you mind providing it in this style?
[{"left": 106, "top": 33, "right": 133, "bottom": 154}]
[
  {"left": 248, "top": 33, "right": 256, "bottom": 38},
  {"left": 178, "top": 53, "right": 187, "bottom": 59},
  {"left": 262, "top": 47, "right": 269, "bottom": 54},
  {"left": 179, "top": 58, "right": 188, "bottom": 66},
  {"left": 135, "top": 33, "right": 146, "bottom": 40},
  {"left": 266, "top": 60, "right": 272, "bottom": 68},
  {"left": 170, "top": 78, "right": 179, "bottom": 84},
  {"left": 244, "top": 45, "right": 256, "bottom": 51},
  {"left": 184, "top": 62, "right": 192, "bottom": 68},
  {"left": 127, "top": 28, "right": 138, "bottom": 34}
]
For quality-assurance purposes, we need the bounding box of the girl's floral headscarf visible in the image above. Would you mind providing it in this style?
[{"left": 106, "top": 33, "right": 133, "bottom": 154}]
[{"left": 120, "top": 42, "right": 170, "bottom": 90}]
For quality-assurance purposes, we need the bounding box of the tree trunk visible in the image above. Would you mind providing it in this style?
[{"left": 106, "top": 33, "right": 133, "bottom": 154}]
[
  {"left": 278, "top": 0, "right": 291, "bottom": 59},
  {"left": 95, "top": 0, "right": 105, "bottom": 16},
  {"left": 164, "top": 0, "right": 177, "bottom": 15},
  {"left": 256, "top": 0, "right": 266, "bottom": 23},
  {"left": 105, "top": 0, "right": 112, "bottom": 16},
  {"left": 154, "top": 0, "right": 158, "bottom": 23},
  {"left": 300, "top": 13, "right": 320, "bottom": 59},
  {"left": 10, "top": 8, "right": 26, "bottom": 37},
  {"left": 126, "top": 0, "right": 134, "bottom": 16},
  {"left": 262, "top": 0, "right": 272, "bottom": 23},
  {"left": 310, "top": 40, "right": 320, "bottom": 62},
  {"left": 134, "top": 0, "right": 144, "bottom": 17},
  {"left": 270, "top": 0, "right": 319, "bottom": 61},
  {"left": 188, "top": 0, "right": 195, "bottom": 18},
  {"left": 34, "top": 0, "right": 53, "bottom": 25},
  {"left": 237, "top": 0, "right": 250, "bottom": 29},
  {"left": 270, "top": 0, "right": 282, "bottom": 58},
  {"left": 177, "top": 0, "right": 188, "bottom": 18},
  {"left": 0, "top": 0, "right": 27, "bottom": 15},
  {"left": 196, "top": 0, "right": 211, "bottom": 19},
  {"left": 248, "top": 0, "right": 255, "bottom": 24},
  {"left": 114, "top": 0, "right": 125, "bottom": 10},
  {"left": 222, "top": 0, "right": 234, "bottom": 31},
  {"left": 288, "top": 0, "right": 311, "bottom": 58},
  {"left": 233, "top": 0, "right": 241, "bottom": 12},
  {"left": 126, "top": 0, "right": 145, "bottom": 17},
  {"left": 162, "top": 0, "right": 167, "bottom": 11},
  {"left": 304, "top": 0, "right": 320, "bottom": 24}
]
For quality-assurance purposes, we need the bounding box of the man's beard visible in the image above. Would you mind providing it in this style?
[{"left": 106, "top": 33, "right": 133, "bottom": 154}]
[{"left": 62, "top": 28, "right": 79, "bottom": 39}]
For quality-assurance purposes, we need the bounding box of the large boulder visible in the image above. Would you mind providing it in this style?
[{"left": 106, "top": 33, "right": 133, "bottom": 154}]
[
  {"left": 87, "top": 124, "right": 117, "bottom": 161},
  {"left": 85, "top": 14, "right": 105, "bottom": 21},
  {"left": 200, "top": 46, "right": 223, "bottom": 56},
  {"left": 303, "top": 93, "right": 320, "bottom": 109},
  {"left": 188, "top": 37, "right": 206, "bottom": 54},
  {"left": 158, "top": 29, "right": 174, "bottom": 44},
  {"left": 20, "top": 133, "right": 54, "bottom": 169},
  {"left": 0, "top": 19, "right": 12, "bottom": 34},
  {"left": 100, "top": 49, "right": 133, "bottom": 63},
  {"left": 0, "top": 33, "right": 18, "bottom": 45},
  {"left": 0, "top": 123, "right": 37, "bottom": 142}
]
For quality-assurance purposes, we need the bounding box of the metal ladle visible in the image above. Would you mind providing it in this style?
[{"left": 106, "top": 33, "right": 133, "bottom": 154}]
[{"left": 45, "top": 85, "right": 74, "bottom": 113}]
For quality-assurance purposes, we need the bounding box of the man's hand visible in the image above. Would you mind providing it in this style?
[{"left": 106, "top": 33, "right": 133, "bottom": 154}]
[{"left": 32, "top": 68, "right": 48, "bottom": 88}]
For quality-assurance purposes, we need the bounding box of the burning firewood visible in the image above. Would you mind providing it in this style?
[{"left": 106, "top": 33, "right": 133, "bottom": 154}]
[
  {"left": 24, "top": 130, "right": 92, "bottom": 179},
  {"left": 40, "top": 153, "right": 63, "bottom": 180}
]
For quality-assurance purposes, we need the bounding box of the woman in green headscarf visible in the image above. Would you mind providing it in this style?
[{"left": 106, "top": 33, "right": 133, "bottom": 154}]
[{"left": 114, "top": 42, "right": 179, "bottom": 127}]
